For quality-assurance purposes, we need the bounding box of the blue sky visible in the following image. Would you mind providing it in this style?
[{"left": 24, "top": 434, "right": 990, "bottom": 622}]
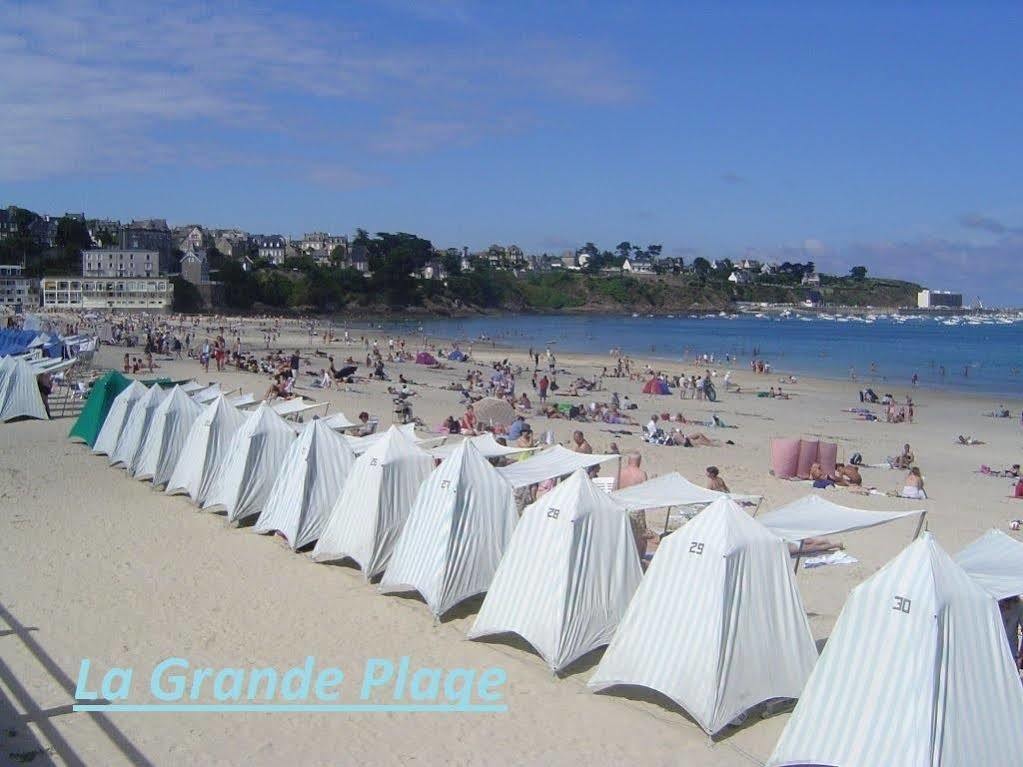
[{"left": 2, "top": 1, "right": 1021, "bottom": 304}]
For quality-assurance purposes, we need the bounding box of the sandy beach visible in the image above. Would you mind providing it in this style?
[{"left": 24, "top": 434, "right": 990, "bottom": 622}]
[{"left": 3, "top": 315, "right": 1022, "bottom": 766}]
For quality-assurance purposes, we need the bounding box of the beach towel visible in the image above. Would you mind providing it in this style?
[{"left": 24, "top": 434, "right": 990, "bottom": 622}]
[{"left": 803, "top": 551, "right": 859, "bottom": 569}]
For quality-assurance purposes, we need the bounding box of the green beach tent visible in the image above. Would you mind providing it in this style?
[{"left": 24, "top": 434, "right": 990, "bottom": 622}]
[{"left": 68, "top": 370, "right": 132, "bottom": 447}]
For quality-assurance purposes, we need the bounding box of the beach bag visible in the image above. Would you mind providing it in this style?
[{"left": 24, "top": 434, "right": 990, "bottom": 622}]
[{"left": 849, "top": 452, "right": 862, "bottom": 466}]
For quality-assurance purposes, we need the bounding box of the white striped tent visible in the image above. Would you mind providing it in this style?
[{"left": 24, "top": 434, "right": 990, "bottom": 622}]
[
  {"left": 312, "top": 426, "right": 434, "bottom": 579},
  {"left": 468, "top": 469, "right": 642, "bottom": 673},
  {"left": 253, "top": 419, "right": 357, "bottom": 550},
  {"left": 589, "top": 497, "right": 817, "bottom": 734},
  {"left": 202, "top": 403, "right": 296, "bottom": 523},
  {"left": 92, "top": 380, "right": 147, "bottom": 456},
  {"left": 0, "top": 355, "right": 49, "bottom": 422},
  {"left": 955, "top": 529, "right": 1023, "bottom": 600},
  {"left": 132, "top": 386, "right": 203, "bottom": 486},
  {"left": 109, "top": 383, "right": 166, "bottom": 469},
  {"left": 427, "top": 433, "right": 537, "bottom": 460},
  {"left": 165, "top": 395, "right": 247, "bottom": 504},
  {"left": 496, "top": 445, "right": 619, "bottom": 489},
  {"left": 769, "top": 533, "right": 1023, "bottom": 767},
  {"left": 381, "top": 440, "right": 518, "bottom": 617}
]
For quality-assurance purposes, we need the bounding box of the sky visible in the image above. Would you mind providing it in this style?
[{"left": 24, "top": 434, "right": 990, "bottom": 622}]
[{"left": 1, "top": 1, "right": 1021, "bottom": 305}]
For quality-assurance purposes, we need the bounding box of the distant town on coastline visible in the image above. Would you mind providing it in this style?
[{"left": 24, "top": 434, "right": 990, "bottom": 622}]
[{"left": 0, "top": 204, "right": 964, "bottom": 315}]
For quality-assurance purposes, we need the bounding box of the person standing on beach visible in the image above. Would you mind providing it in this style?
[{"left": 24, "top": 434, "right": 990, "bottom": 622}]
[{"left": 538, "top": 374, "right": 549, "bottom": 405}]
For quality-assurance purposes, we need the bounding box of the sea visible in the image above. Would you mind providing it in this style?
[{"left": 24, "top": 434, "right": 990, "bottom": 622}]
[{"left": 357, "top": 312, "right": 1023, "bottom": 399}]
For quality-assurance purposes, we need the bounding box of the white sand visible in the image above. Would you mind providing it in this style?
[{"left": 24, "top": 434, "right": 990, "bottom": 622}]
[{"left": 2, "top": 317, "right": 1021, "bottom": 765}]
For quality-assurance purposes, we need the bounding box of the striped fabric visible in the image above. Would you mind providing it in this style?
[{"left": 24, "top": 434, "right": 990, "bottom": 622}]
[
  {"left": 343, "top": 422, "right": 419, "bottom": 454},
  {"left": 253, "top": 420, "right": 356, "bottom": 550},
  {"left": 590, "top": 498, "right": 817, "bottom": 734},
  {"left": 109, "top": 383, "right": 166, "bottom": 469},
  {"left": 165, "top": 394, "right": 247, "bottom": 504},
  {"left": 497, "top": 445, "right": 619, "bottom": 489},
  {"left": 955, "top": 529, "right": 1023, "bottom": 600},
  {"left": 468, "top": 469, "right": 643, "bottom": 673},
  {"left": 92, "top": 381, "right": 147, "bottom": 456},
  {"left": 427, "top": 433, "right": 536, "bottom": 459},
  {"left": 312, "top": 426, "right": 434, "bottom": 579},
  {"left": 132, "top": 386, "right": 203, "bottom": 485},
  {"left": 611, "top": 471, "right": 760, "bottom": 510},
  {"left": 0, "top": 355, "right": 49, "bottom": 421},
  {"left": 758, "top": 494, "right": 925, "bottom": 542},
  {"left": 769, "top": 533, "right": 1023, "bottom": 767},
  {"left": 202, "top": 403, "right": 297, "bottom": 523},
  {"left": 381, "top": 441, "right": 518, "bottom": 617}
]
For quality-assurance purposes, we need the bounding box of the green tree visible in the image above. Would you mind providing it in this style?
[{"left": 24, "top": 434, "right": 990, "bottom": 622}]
[
  {"left": 693, "top": 256, "right": 711, "bottom": 279},
  {"left": 55, "top": 216, "right": 92, "bottom": 252},
  {"left": 850, "top": 265, "right": 867, "bottom": 280},
  {"left": 170, "top": 276, "right": 204, "bottom": 312}
]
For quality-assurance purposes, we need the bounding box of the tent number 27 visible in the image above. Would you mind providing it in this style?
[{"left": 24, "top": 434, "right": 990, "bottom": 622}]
[
  {"left": 893, "top": 596, "right": 912, "bottom": 614},
  {"left": 689, "top": 542, "right": 704, "bottom": 555}
]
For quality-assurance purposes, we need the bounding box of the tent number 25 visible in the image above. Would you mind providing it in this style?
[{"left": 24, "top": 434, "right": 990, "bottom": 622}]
[
  {"left": 893, "top": 596, "right": 912, "bottom": 614},
  {"left": 689, "top": 542, "right": 704, "bottom": 555}
]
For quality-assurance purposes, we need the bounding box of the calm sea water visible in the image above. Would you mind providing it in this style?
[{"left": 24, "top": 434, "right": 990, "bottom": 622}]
[{"left": 360, "top": 313, "right": 1023, "bottom": 399}]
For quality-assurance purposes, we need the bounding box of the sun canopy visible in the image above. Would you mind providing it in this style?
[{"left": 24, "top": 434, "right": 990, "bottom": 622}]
[
  {"left": 955, "top": 529, "right": 1023, "bottom": 600},
  {"left": 611, "top": 472, "right": 760, "bottom": 510},
  {"left": 497, "top": 445, "right": 618, "bottom": 489},
  {"left": 757, "top": 494, "right": 925, "bottom": 543},
  {"left": 428, "top": 433, "right": 537, "bottom": 460},
  {"left": 768, "top": 534, "right": 1023, "bottom": 767},
  {"left": 343, "top": 422, "right": 419, "bottom": 454},
  {"left": 590, "top": 498, "right": 817, "bottom": 735},
  {"left": 320, "top": 412, "right": 356, "bottom": 430}
]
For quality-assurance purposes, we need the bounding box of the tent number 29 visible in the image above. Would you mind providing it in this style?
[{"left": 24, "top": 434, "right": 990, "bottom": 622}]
[
  {"left": 893, "top": 596, "right": 912, "bottom": 614},
  {"left": 689, "top": 542, "right": 704, "bottom": 555}
]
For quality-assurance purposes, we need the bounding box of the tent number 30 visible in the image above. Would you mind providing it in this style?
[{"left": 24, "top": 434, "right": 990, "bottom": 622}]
[
  {"left": 893, "top": 596, "right": 912, "bottom": 614},
  {"left": 689, "top": 542, "right": 704, "bottom": 555}
]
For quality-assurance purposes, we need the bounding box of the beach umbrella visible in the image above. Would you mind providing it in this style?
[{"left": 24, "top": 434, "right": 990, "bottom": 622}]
[{"left": 473, "top": 397, "right": 516, "bottom": 428}]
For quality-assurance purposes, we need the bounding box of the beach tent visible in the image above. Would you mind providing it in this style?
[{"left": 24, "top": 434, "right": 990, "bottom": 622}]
[
  {"left": 189, "top": 383, "right": 224, "bottom": 404},
  {"left": 165, "top": 395, "right": 247, "bottom": 504},
  {"left": 132, "top": 386, "right": 203, "bottom": 485},
  {"left": 428, "top": 432, "right": 537, "bottom": 460},
  {"left": 203, "top": 402, "right": 296, "bottom": 523},
  {"left": 768, "top": 533, "right": 1023, "bottom": 767},
  {"left": 589, "top": 498, "right": 817, "bottom": 735},
  {"left": 381, "top": 441, "right": 518, "bottom": 617},
  {"left": 641, "top": 377, "right": 671, "bottom": 395},
  {"left": 757, "top": 494, "right": 926, "bottom": 542},
  {"left": 109, "top": 383, "right": 166, "bottom": 469},
  {"left": 68, "top": 370, "right": 131, "bottom": 446},
  {"left": 0, "top": 355, "right": 49, "bottom": 422},
  {"left": 611, "top": 471, "right": 761, "bottom": 510},
  {"left": 955, "top": 529, "right": 1023, "bottom": 599},
  {"left": 92, "top": 380, "right": 147, "bottom": 456},
  {"left": 468, "top": 469, "right": 642, "bottom": 672},
  {"left": 253, "top": 419, "right": 357, "bottom": 550},
  {"left": 473, "top": 397, "right": 517, "bottom": 428},
  {"left": 415, "top": 351, "right": 437, "bottom": 365},
  {"left": 497, "top": 445, "right": 618, "bottom": 489},
  {"left": 312, "top": 426, "right": 434, "bottom": 579},
  {"left": 179, "top": 380, "right": 206, "bottom": 394},
  {"left": 447, "top": 350, "right": 467, "bottom": 362}
]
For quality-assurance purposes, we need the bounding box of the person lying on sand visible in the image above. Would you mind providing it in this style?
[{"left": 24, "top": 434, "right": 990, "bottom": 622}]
[
  {"left": 789, "top": 538, "right": 843, "bottom": 555},
  {"left": 957, "top": 435, "right": 986, "bottom": 445},
  {"left": 810, "top": 462, "right": 835, "bottom": 489}
]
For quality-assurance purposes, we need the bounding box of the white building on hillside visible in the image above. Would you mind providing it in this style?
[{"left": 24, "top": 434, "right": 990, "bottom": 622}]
[{"left": 41, "top": 276, "right": 173, "bottom": 310}]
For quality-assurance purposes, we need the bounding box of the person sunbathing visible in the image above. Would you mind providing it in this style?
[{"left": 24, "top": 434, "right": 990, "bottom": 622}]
[
  {"left": 810, "top": 462, "right": 835, "bottom": 489},
  {"left": 789, "top": 538, "right": 843, "bottom": 555},
  {"left": 892, "top": 443, "right": 914, "bottom": 469},
  {"left": 834, "top": 463, "right": 862, "bottom": 486},
  {"left": 956, "top": 435, "right": 985, "bottom": 445},
  {"left": 901, "top": 467, "right": 927, "bottom": 499}
]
